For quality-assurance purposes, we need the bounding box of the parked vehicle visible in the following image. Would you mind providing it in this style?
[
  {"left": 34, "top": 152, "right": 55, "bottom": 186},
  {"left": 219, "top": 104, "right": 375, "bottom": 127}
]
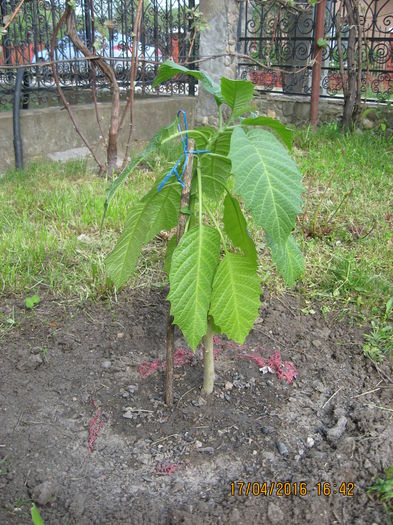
[{"left": 32, "top": 31, "right": 162, "bottom": 82}]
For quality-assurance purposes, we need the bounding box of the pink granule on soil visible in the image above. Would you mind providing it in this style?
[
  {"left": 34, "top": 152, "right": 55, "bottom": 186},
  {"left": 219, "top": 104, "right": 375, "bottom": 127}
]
[
  {"left": 155, "top": 462, "right": 179, "bottom": 476},
  {"left": 173, "top": 347, "right": 194, "bottom": 366},
  {"left": 88, "top": 401, "right": 104, "bottom": 453},
  {"left": 139, "top": 358, "right": 163, "bottom": 378},
  {"left": 237, "top": 351, "right": 298, "bottom": 384},
  {"left": 138, "top": 348, "right": 194, "bottom": 378}
]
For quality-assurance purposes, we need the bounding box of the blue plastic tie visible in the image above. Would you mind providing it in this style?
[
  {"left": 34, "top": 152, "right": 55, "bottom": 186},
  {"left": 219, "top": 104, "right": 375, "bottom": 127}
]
[{"left": 158, "top": 109, "right": 210, "bottom": 192}]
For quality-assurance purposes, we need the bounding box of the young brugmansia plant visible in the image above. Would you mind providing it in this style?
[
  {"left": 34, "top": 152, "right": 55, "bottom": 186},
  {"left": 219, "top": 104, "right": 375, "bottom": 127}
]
[{"left": 104, "top": 61, "right": 304, "bottom": 397}]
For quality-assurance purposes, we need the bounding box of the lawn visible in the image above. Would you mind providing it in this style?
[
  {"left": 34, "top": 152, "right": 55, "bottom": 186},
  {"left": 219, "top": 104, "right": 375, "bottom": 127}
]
[
  {"left": 1, "top": 124, "right": 392, "bottom": 312},
  {"left": 0, "top": 124, "right": 392, "bottom": 525}
]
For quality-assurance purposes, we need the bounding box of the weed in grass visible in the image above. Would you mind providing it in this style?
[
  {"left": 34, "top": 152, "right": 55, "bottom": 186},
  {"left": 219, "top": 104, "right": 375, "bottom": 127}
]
[
  {"left": 39, "top": 346, "right": 49, "bottom": 364},
  {"left": 0, "top": 308, "right": 18, "bottom": 339},
  {"left": 363, "top": 298, "right": 393, "bottom": 363},
  {"left": 368, "top": 466, "right": 393, "bottom": 513},
  {"left": 25, "top": 294, "right": 40, "bottom": 309}
]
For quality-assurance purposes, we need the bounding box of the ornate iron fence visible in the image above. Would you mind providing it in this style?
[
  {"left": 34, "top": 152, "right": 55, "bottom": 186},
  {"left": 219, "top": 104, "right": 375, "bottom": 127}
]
[
  {"left": 0, "top": 0, "right": 198, "bottom": 108},
  {"left": 238, "top": 0, "right": 393, "bottom": 101}
]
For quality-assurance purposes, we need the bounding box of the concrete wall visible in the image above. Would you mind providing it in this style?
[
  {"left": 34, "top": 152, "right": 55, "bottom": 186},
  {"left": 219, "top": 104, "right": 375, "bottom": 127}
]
[
  {"left": 0, "top": 96, "right": 196, "bottom": 172},
  {"left": 1, "top": 93, "right": 391, "bottom": 171}
]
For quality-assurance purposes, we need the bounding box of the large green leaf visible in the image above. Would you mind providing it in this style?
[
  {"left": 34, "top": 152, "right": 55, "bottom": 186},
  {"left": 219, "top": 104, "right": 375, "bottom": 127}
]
[
  {"left": 191, "top": 126, "right": 216, "bottom": 150},
  {"left": 106, "top": 184, "right": 181, "bottom": 288},
  {"left": 229, "top": 127, "right": 304, "bottom": 245},
  {"left": 221, "top": 78, "right": 255, "bottom": 119},
  {"left": 101, "top": 117, "right": 179, "bottom": 229},
  {"left": 200, "top": 129, "right": 233, "bottom": 199},
  {"left": 223, "top": 193, "right": 257, "bottom": 263},
  {"left": 268, "top": 234, "right": 304, "bottom": 286},
  {"left": 152, "top": 60, "right": 224, "bottom": 106},
  {"left": 168, "top": 226, "right": 220, "bottom": 350},
  {"left": 210, "top": 253, "right": 261, "bottom": 343},
  {"left": 31, "top": 503, "right": 45, "bottom": 525},
  {"left": 241, "top": 116, "right": 293, "bottom": 151}
]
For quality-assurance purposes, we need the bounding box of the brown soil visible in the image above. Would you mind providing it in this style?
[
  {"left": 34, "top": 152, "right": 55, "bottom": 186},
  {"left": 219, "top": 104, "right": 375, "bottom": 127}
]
[{"left": 0, "top": 289, "right": 392, "bottom": 524}]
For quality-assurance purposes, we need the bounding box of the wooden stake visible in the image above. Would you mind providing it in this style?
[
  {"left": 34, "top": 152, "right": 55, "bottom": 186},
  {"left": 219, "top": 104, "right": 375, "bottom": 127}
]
[{"left": 165, "top": 140, "right": 195, "bottom": 406}]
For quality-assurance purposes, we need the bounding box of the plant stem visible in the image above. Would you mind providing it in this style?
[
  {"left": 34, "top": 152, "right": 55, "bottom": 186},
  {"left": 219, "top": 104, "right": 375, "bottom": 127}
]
[
  {"left": 202, "top": 318, "right": 215, "bottom": 395},
  {"left": 161, "top": 129, "right": 207, "bottom": 145},
  {"left": 197, "top": 161, "right": 203, "bottom": 228},
  {"left": 165, "top": 139, "right": 195, "bottom": 406},
  {"left": 206, "top": 152, "right": 229, "bottom": 162},
  {"left": 219, "top": 106, "right": 224, "bottom": 131},
  {"left": 204, "top": 204, "right": 228, "bottom": 253}
]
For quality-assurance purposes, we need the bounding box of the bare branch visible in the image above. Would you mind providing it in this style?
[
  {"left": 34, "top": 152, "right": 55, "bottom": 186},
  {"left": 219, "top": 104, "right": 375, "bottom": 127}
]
[
  {"left": 49, "top": 7, "right": 104, "bottom": 171},
  {"left": 3, "top": 0, "right": 25, "bottom": 31},
  {"left": 120, "top": 0, "right": 144, "bottom": 170}
]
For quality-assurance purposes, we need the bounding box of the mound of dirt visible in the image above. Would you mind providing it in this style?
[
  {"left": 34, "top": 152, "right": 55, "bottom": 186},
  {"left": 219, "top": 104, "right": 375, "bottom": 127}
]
[{"left": 0, "top": 289, "right": 392, "bottom": 524}]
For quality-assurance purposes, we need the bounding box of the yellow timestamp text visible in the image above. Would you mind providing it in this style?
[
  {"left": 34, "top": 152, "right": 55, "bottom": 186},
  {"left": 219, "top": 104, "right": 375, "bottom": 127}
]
[{"left": 230, "top": 481, "right": 355, "bottom": 497}]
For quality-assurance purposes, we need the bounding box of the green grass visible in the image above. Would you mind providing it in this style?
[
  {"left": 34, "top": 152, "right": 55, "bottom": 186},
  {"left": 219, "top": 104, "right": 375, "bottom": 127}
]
[
  {"left": 292, "top": 124, "right": 393, "bottom": 311},
  {"left": 0, "top": 158, "right": 165, "bottom": 299},
  {"left": 1, "top": 125, "right": 393, "bottom": 323}
]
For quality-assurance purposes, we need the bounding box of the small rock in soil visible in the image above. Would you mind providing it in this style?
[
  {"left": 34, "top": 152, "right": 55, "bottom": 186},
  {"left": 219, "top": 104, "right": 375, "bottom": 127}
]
[
  {"left": 198, "top": 447, "right": 214, "bottom": 455},
  {"left": 306, "top": 436, "right": 315, "bottom": 448},
  {"left": 276, "top": 441, "right": 289, "bottom": 457},
  {"left": 267, "top": 502, "right": 284, "bottom": 524},
  {"left": 68, "top": 493, "right": 86, "bottom": 518},
  {"left": 17, "top": 354, "right": 43, "bottom": 371},
  {"left": 327, "top": 416, "right": 347, "bottom": 443},
  {"left": 225, "top": 381, "right": 234, "bottom": 391},
  {"left": 30, "top": 480, "right": 58, "bottom": 505},
  {"left": 101, "top": 360, "right": 112, "bottom": 369}
]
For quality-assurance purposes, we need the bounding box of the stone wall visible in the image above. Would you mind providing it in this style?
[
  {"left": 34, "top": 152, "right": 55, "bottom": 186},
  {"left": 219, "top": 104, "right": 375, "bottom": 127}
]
[
  {"left": 254, "top": 92, "right": 393, "bottom": 131},
  {"left": 196, "top": 0, "right": 240, "bottom": 125}
]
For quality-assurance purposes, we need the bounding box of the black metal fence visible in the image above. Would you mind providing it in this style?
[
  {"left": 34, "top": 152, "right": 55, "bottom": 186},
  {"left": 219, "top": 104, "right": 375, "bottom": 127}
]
[
  {"left": 238, "top": 0, "right": 393, "bottom": 102},
  {"left": 0, "top": 0, "right": 198, "bottom": 107}
]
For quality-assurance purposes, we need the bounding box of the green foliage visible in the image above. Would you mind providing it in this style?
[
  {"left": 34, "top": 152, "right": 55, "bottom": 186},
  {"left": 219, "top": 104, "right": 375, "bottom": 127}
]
[
  {"left": 240, "top": 116, "right": 293, "bottom": 150},
  {"left": 106, "top": 183, "right": 180, "bottom": 288},
  {"left": 31, "top": 503, "right": 45, "bottom": 525},
  {"left": 229, "top": 127, "right": 304, "bottom": 284},
  {"left": 210, "top": 253, "right": 261, "bottom": 343},
  {"left": 267, "top": 234, "right": 304, "bottom": 287},
  {"left": 168, "top": 226, "right": 220, "bottom": 349},
  {"left": 363, "top": 297, "right": 393, "bottom": 363},
  {"left": 317, "top": 38, "right": 328, "bottom": 49},
  {"left": 223, "top": 194, "right": 257, "bottom": 262},
  {"left": 105, "top": 61, "right": 304, "bottom": 357},
  {"left": 152, "top": 60, "right": 224, "bottom": 106},
  {"left": 368, "top": 466, "right": 393, "bottom": 511},
  {"left": 102, "top": 117, "right": 180, "bottom": 229},
  {"left": 25, "top": 294, "right": 40, "bottom": 309},
  {"left": 221, "top": 78, "right": 255, "bottom": 120}
]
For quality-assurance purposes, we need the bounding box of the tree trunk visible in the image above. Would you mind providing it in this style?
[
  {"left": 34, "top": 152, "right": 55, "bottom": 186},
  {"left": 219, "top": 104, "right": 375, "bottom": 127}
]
[
  {"left": 340, "top": 0, "right": 362, "bottom": 131},
  {"left": 202, "top": 318, "right": 215, "bottom": 395}
]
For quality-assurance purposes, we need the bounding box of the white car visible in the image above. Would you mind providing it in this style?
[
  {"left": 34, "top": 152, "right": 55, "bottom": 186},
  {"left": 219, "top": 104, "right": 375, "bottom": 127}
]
[{"left": 33, "top": 31, "right": 162, "bottom": 82}]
